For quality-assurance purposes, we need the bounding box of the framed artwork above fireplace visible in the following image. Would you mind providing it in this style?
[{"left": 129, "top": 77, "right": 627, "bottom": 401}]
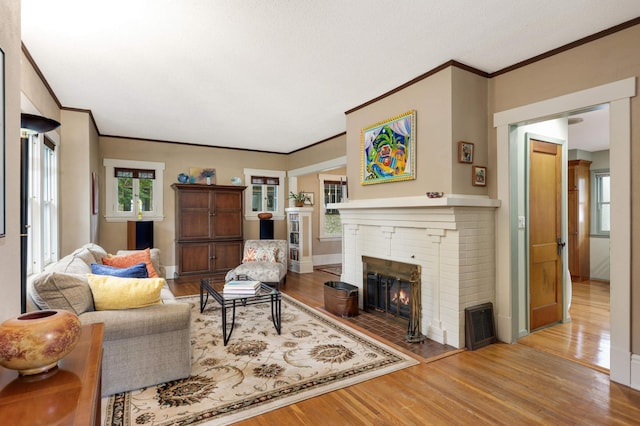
[{"left": 360, "top": 110, "right": 416, "bottom": 185}]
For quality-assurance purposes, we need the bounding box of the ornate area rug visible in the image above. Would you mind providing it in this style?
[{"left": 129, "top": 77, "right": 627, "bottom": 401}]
[
  {"left": 316, "top": 265, "right": 342, "bottom": 276},
  {"left": 102, "top": 294, "right": 418, "bottom": 425}
]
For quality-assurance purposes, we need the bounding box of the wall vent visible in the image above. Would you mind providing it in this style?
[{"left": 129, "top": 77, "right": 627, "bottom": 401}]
[{"left": 465, "top": 302, "right": 497, "bottom": 351}]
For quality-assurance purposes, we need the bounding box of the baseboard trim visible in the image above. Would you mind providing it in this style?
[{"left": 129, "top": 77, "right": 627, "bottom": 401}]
[{"left": 631, "top": 353, "right": 640, "bottom": 390}]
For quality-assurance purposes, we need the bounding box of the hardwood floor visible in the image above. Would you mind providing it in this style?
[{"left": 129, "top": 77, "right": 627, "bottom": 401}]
[
  {"left": 518, "top": 279, "right": 611, "bottom": 373},
  {"left": 168, "top": 272, "right": 640, "bottom": 425}
]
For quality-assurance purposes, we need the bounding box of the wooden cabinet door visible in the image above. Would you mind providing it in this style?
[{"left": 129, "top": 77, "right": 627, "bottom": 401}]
[
  {"left": 176, "top": 190, "right": 212, "bottom": 240},
  {"left": 177, "top": 242, "right": 213, "bottom": 275},
  {"left": 212, "top": 241, "right": 243, "bottom": 272},
  {"left": 212, "top": 190, "right": 243, "bottom": 240}
]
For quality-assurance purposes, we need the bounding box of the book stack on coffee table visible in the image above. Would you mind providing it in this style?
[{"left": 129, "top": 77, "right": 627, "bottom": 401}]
[{"left": 223, "top": 280, "right": 261, "bottom": 296}]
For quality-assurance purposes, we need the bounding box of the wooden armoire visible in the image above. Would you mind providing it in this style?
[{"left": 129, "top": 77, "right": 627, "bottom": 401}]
[
  {"left": 172, "top": 184, "right": 245, "bottom": 278},
  {"left": 567, "top": 160, "right": 591, "bottom": 282}
]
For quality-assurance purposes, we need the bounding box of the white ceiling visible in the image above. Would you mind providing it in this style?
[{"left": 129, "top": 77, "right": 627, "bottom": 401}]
[
  {"left": 20, "top": 1, "right": 639, "bottom": 153},
  {"left": 568, "top": 107, "right": 610, "bottom": 153}
]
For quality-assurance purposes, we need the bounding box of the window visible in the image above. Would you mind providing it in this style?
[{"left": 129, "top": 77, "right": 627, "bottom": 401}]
[
  {"left": 592, "top": 170, "right": 610, "bottom": 236},
  {"left": 27, "top": 134, "right": 59, "bottom": 274},
  {"left": 104, "top": 159, "right": 165, "bottom": 222},
  {"left": 244, "top": 169, "right": 286, "bottom": 220},
  {"left": 318, "top": 173, "right": 345, "bottom": 240}
]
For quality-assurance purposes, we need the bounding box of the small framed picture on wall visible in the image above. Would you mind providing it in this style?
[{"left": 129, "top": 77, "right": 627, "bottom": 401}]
[
  {"left": 472, "top": 165, "right": 487, "bottom": 187},
  {"left": 458, "top": 141, "right": 474, "bottom": 163}
]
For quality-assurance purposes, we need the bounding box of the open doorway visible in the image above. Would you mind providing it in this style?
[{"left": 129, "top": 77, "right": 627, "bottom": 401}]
[
  {"left": 519, "top": 107, "right": 611, "bottom": 372},
  {"left": 494, "top": 77, "right": 633, "bottom": 387}
]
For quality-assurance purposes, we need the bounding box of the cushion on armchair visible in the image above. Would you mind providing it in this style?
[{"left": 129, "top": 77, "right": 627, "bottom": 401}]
[{"left": 242, "top": 246, "right": 278, "bottom": 263}]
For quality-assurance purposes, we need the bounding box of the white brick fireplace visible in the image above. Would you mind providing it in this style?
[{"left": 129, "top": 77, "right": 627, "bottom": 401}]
[{"left": 332, "top": 195, "right": 500, "bottom": 349}]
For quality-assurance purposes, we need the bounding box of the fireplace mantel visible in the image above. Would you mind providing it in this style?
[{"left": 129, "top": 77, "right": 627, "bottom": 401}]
[
  {"left": 333, "top": 194, "right": 500, "bottom": 349},
  {"left": 328, "top": 194, "right": 500, "bottom": 211}
]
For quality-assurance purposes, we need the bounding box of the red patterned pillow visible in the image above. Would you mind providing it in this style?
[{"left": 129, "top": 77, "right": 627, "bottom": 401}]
[{"left": 242, "top": 246, "right": 277, "bottom": 263}]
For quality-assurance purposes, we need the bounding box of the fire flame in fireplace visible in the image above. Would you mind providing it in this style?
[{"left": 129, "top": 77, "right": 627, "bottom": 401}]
[{"left": 391, "top": 289, "right": 410, "bottom": 305}]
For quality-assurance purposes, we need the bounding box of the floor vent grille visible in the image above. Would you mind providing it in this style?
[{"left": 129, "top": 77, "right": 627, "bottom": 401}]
[{"left": 465, "top": 302, "right": 497, "bottom": 351}]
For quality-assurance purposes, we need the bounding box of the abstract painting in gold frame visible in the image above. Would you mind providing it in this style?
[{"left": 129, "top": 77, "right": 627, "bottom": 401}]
[{"left": 360, "top": 110, "right": 416, "bottom": 185}]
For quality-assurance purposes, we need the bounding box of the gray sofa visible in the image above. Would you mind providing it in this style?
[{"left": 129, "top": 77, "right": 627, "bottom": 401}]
[{"left": 27, "top": 243, "right": 191, "bottom": 396}]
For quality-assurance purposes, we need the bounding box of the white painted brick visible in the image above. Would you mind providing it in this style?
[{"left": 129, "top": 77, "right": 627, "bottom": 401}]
[{"left": 340, "top": 205, "right": 496, "bottom": 349}]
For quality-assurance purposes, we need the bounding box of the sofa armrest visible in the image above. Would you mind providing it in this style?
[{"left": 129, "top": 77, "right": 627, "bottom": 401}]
[{"left": 79, "top": 302, "right": 191, "bottom": 341}]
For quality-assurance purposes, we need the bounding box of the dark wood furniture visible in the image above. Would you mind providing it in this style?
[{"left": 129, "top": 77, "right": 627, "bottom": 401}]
[
  {"left": 568, "top": 159, "right": 591, "bottom": 282},
  {"left": 200, "top": 276, "right": 282, "bottom": 345},
  {"left": 0, "top": 323, "right": 104, "bottom": 426},
  {"left": 172, "top": 183, "right": 245, "bottom": 278}
]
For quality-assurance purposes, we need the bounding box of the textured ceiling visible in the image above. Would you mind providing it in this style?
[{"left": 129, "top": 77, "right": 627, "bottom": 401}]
[{"left": 20, "top": 1, "right": 640, "bottom": 153}]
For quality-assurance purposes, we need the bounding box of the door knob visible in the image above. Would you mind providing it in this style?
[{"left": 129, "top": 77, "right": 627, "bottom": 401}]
[{"left": 557, "top": 238, "right": 566, "bottom": 256}]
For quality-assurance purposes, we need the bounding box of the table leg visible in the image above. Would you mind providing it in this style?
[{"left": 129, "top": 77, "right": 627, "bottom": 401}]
[
  {"left": 271, "top": 294, "right": 281, "bottom": 335},
  {"left": 200, "top": 286, "right": 209, "bottom": 313},
  {"left": 222, "top": 301, "right": 237, "bottom": 346}
]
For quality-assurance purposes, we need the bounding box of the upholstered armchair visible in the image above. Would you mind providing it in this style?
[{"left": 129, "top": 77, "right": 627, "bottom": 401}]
[{"left": 225, "top": 240, "right": 288, "bottom": 290}]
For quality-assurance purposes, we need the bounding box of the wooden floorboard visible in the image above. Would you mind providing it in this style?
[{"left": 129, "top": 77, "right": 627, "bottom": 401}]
[
  {"left": 167, "top": 271, "right": 639, "bottom": 425},
  {"left": 518, "top": 279, "right": 610, "bottom": 373}
]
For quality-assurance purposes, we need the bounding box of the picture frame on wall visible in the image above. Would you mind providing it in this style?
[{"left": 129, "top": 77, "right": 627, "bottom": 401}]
[
  {"left": 301, "top": 192, "right": 314, "bottom": 206},
  {"left": 472, "top": 165, "right": 487, "bottom": 187},
  {"left": 458, "top": 141, "right": 474, "bottom": 163},
  {"left": 361, "top": 110, "right": 416, "bottom": 185}
]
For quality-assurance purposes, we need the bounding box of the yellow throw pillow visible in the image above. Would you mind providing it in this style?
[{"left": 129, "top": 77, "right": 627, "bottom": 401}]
[{"left": 87, "top": 274, "right": 164, "bottom": 310}]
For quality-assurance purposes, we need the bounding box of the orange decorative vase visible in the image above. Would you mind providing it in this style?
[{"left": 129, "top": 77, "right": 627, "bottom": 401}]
[{"left": 0, "top": 310, "right": 82, "bottom": 375}]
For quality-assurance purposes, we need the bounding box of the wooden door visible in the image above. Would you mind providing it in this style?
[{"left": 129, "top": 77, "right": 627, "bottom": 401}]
[{"left": 529, "top": 139, "right": 563, "bottom": 330}]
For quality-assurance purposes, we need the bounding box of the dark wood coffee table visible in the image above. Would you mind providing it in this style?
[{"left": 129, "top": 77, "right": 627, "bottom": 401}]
[{"left": 200, "top": 277, "right": 282, "bottom": 345}]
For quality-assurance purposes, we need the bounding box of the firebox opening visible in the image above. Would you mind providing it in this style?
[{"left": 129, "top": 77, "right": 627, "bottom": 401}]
[
  {"left": 362, "top": 256, "right": 424, "bottom": 343},
  {"left": 365, "top": 273, "right": 412, "bottom": 320}
]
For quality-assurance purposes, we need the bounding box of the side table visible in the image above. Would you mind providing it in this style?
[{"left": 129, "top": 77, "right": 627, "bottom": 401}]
[{"left": 0, "top": 323, "right": 104, "bottom": 425}]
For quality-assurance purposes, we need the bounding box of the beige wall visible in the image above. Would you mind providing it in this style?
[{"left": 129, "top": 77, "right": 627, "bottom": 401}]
[
  {"left": 489, "top": 25, "right": 640, "bottom": 353},
  {"left": 20, "top": 50, "right": 60, "bottom": 125},
  {"left": 0, "top": 0, "right": 23, "bottom": 319},
  {"left": 59, "top": 110, "right": 96, "bottom": 253},
  {"left": 347, "top": 69, "right": 452, "bottom": 199},
  {"left": 345, "top": 66, "right": 489, "bottom": 200},
  {"left": 451, "top": 67, "right": 489, "bottom": 194},
  {"left": 99, "top": 137, "right": 289, "bottom": 268},
  {"left": 286, "top": 133, "right": 346, "bottom": 170}
]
